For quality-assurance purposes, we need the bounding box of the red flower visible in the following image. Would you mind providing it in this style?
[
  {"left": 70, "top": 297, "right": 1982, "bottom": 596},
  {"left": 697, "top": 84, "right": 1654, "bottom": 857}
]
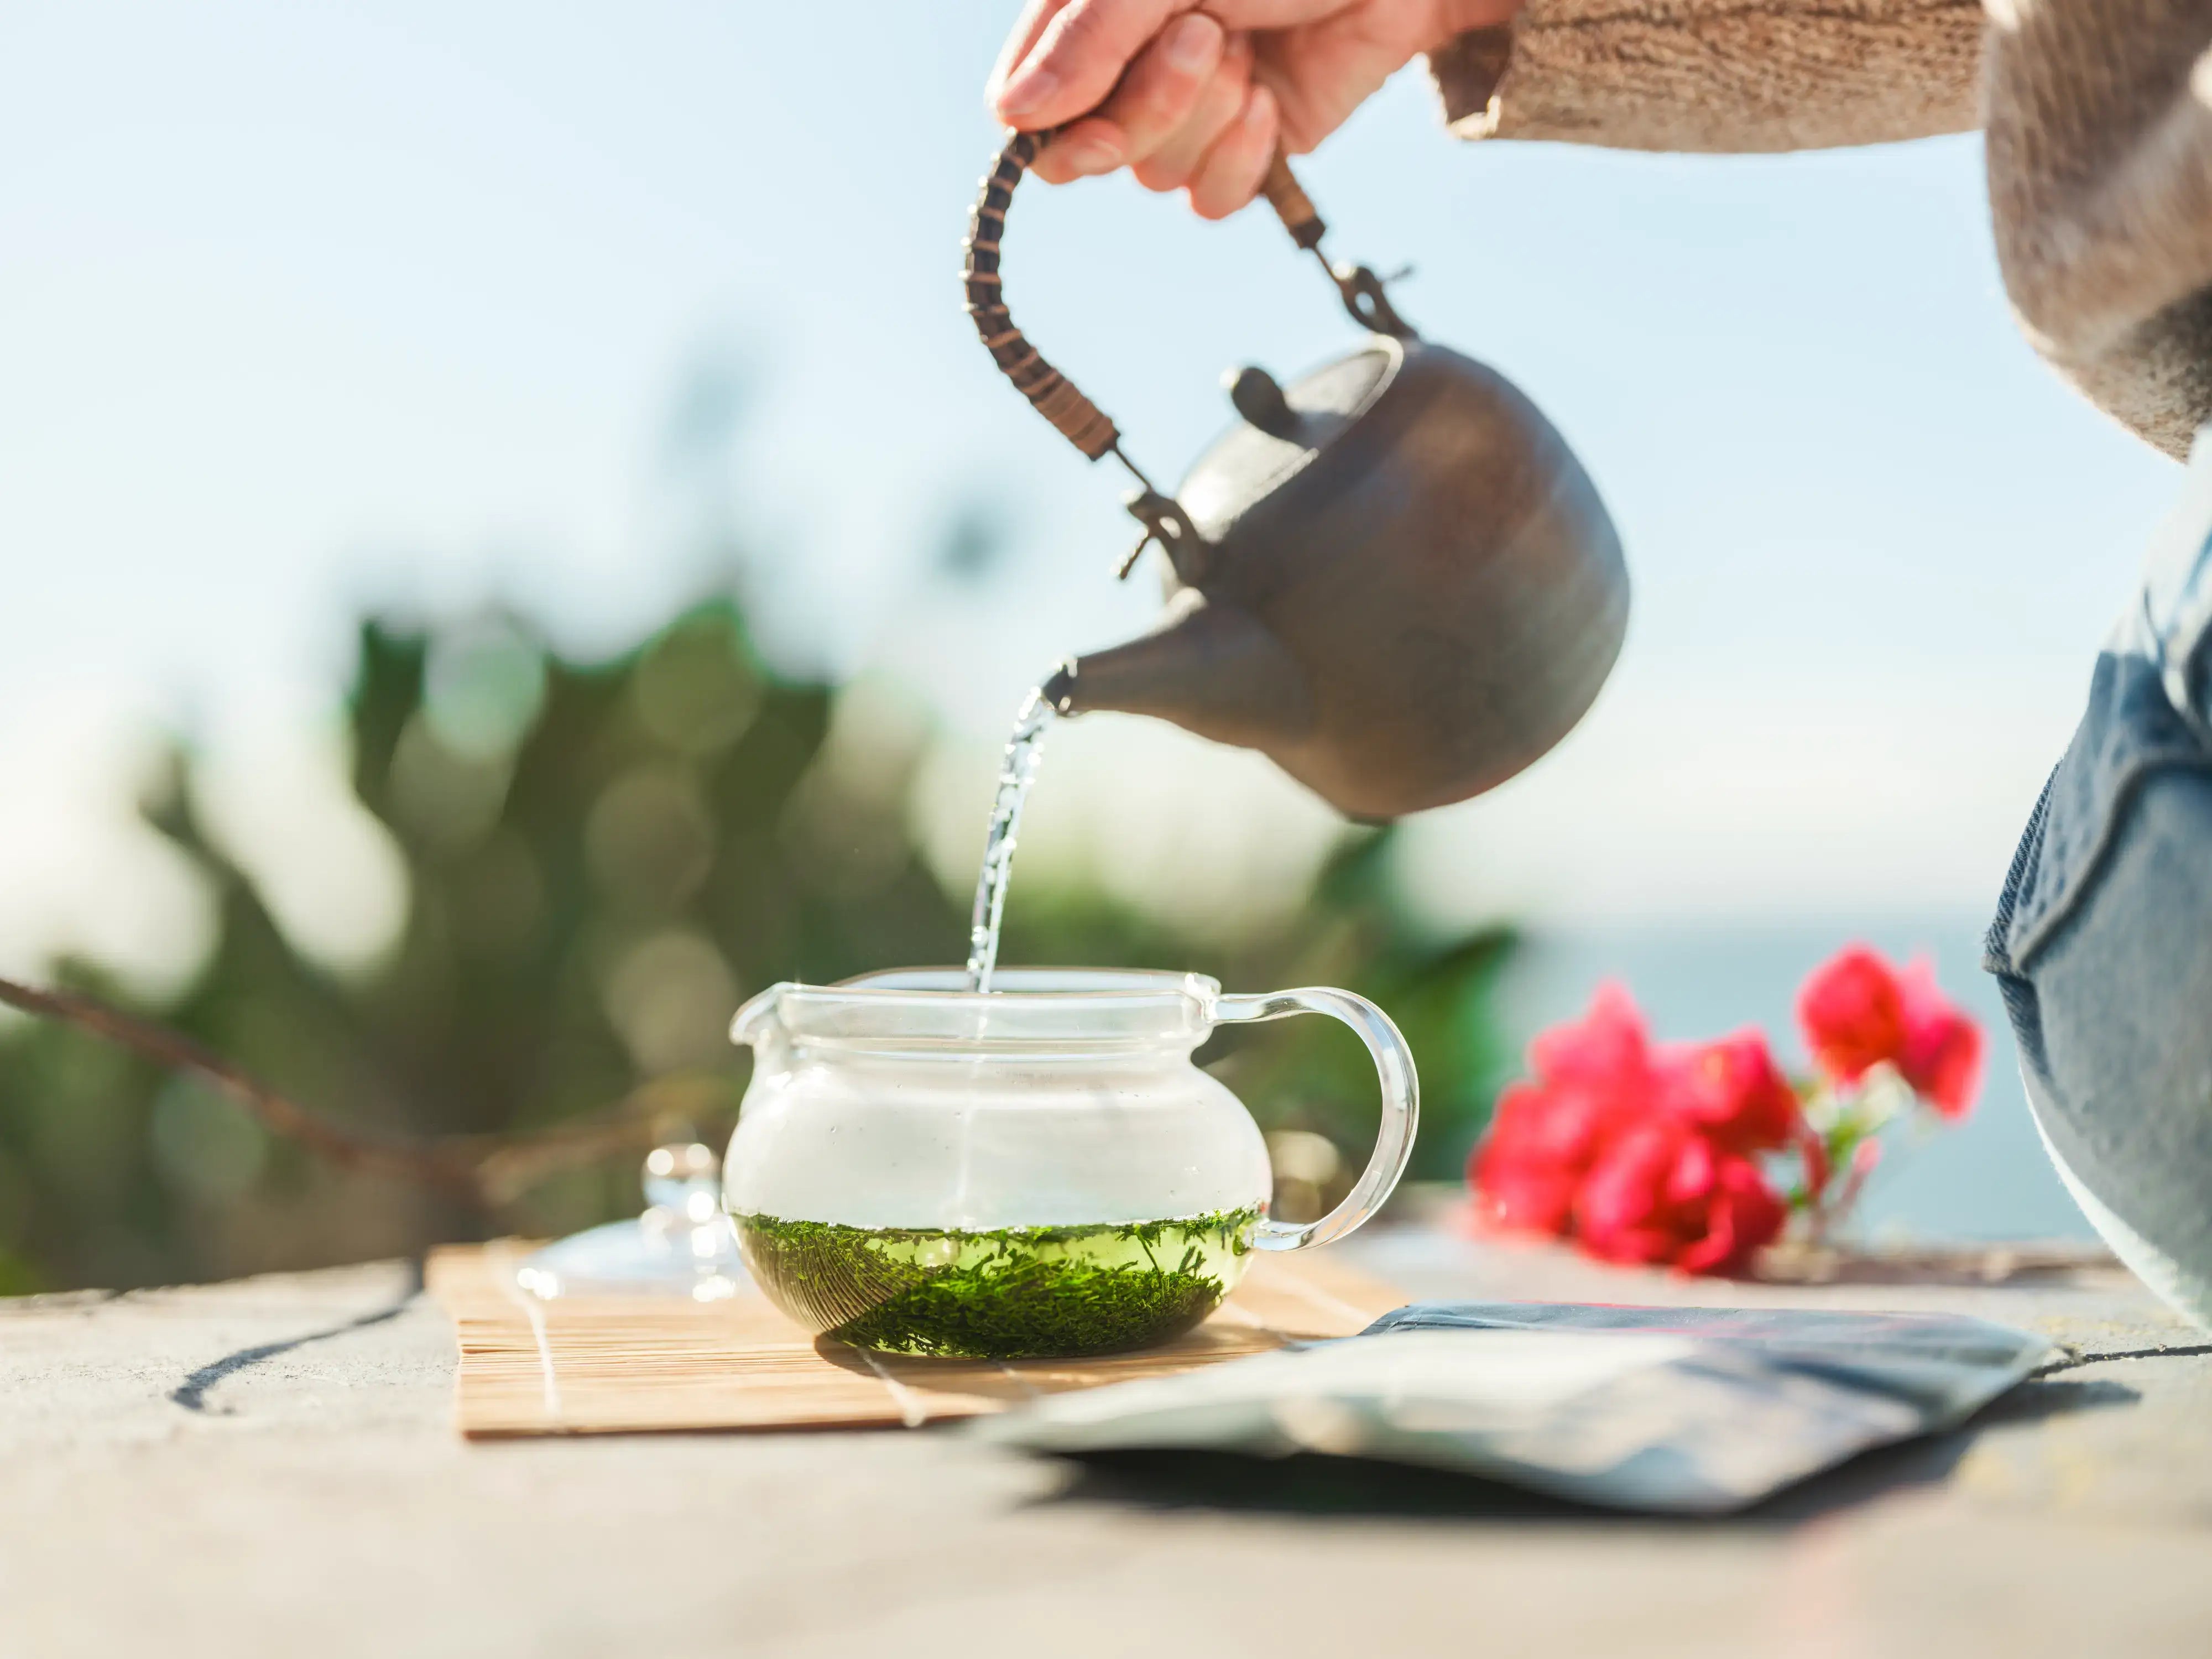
[
  {"left": 1469, "top": 1085, "right": 1587, "bottom": 1235},
  {"left": 1658, "top": 1030, "right": 1801, "bottom": 1153},
  {"left": 1527, "top": 980, "right": 1654, "bottom": 1104},
  {"left": 1795, "top": 945, "right": 1984, "bottom": 1118},
  {"left": 1574, "top": 1120, "right": 1787, "bottom": 1276},
  {"left": 1796, "top": 945, "right": 1907, "bottom": 1084},
  {"left": 1470, "top": 988, "right": 1801, "bottom": 1275},
  {"left": 1468, "top": 984, "right": 1656, "bottom": 1238},
  {"left": 1896, "top": 957, "right": 1983, "bottom": 1119},
  {"left": 1470, "top": 956, "right": 1975, "bottom": 1275}
]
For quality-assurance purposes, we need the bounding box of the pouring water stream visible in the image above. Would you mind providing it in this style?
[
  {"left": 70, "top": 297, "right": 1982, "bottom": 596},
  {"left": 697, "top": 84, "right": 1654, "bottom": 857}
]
[
  {"left": 950, "top": 676, "right": 1062, "bottom": 1224},
  {"left": 963, "top": 679, "right": 1060, "bottom": 993}
]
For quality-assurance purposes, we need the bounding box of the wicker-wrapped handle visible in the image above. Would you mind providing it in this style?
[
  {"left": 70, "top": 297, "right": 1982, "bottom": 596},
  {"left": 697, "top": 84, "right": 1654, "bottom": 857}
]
[
  {"left": 964, "top": 132, "right": 1336, "bottom": 465},
  {"left": 1261, "top": 153, "right": 1325, "bottom": 251},
  {"left": 964, "top": 130, "right": 1121, "bottom": 461}
]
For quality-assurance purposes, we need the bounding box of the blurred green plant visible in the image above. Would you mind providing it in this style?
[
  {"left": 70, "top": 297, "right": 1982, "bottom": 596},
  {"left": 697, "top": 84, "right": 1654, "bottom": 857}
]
[{"left": 0, "top": 596, "right": 1511, "bottom": 1293}]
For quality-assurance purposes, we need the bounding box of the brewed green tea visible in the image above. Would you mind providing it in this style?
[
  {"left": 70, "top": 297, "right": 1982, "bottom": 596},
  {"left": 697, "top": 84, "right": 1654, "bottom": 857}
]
[{"left": 736, "top": 1208, "right": 1259, "bottom": 1359}]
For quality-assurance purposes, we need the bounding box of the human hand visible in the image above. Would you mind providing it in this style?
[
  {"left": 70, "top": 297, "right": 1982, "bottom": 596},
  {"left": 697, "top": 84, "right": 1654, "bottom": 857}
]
[{"left": 987, "top": 1, "right": 1520, "bottom": 218}]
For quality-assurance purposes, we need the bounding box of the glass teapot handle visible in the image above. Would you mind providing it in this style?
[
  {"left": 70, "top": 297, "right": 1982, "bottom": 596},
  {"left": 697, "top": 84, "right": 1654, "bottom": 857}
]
[{"left": 1213, "top": 988, "right": 1419, "bottom": 1252}]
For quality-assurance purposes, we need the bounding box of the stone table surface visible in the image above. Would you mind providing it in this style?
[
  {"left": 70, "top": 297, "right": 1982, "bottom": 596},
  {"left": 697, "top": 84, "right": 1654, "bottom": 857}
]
[{"left": 4, "top": 1229, "right": 2210, "bottom": 1658}]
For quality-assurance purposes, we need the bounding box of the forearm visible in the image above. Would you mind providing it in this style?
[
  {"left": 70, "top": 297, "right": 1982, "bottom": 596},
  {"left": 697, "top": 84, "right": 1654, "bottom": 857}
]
[{"left": 1430, "top": 0, "right": 1985, "bottom": 154}]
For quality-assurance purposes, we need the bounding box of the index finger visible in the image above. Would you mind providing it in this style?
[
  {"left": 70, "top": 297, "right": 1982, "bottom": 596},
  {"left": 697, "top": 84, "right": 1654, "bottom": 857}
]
[
  {"left": 992, "top": 0, "right": 1194, "bottom": 128},
  {"left": 987, "top": 0, "right": 1070, "bottom": 111}
]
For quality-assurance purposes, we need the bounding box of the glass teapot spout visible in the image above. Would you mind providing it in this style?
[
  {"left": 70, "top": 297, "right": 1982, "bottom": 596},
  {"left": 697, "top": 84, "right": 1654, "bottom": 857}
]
[
  {"left": 1045, "top": 589, "right": 1314, "bottom": 757},
  {"left": 729, "top": 984, "right": 795, "bottom": 1078}
]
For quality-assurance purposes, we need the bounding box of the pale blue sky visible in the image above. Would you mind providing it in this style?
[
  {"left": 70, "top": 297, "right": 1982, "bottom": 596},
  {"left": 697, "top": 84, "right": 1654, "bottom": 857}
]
[{"left": 0, "top": 1, "right": 2188, "bottom": 974}]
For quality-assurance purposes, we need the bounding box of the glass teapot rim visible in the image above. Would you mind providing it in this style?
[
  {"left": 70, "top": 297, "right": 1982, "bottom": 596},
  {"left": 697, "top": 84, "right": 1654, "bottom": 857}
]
[{"left": 731, "top": 967, "right": 1220, "bottom": 1054}]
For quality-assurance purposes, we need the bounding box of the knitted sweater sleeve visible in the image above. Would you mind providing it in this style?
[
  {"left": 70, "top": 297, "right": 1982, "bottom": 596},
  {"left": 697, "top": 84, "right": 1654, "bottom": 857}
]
[
  {"left": 1427, "top": 0, "right": 1985, "bottom": 154},
  {"left": 1426, "top": 0, "right": 2212, "bottom": 455},
  {"left": 1985, "top": 0, "right": 2212, "bottom": 458}
]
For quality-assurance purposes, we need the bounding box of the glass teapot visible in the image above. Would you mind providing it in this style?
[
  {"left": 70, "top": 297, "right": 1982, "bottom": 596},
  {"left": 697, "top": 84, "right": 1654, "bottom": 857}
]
[{"left": 724, "top": 968, "right": 1416, "bottom": 1360}]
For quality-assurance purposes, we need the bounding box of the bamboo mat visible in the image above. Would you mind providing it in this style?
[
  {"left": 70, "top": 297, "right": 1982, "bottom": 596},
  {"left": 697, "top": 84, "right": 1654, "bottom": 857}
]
[{"left": 427, "top": 1240, "right": 1407, "bottom": 1438}]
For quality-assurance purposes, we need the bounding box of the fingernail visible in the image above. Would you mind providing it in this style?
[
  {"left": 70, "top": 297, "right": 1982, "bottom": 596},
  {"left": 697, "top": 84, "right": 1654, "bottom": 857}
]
[
  {"left": 1165, "top": 14, "right": 1218, "bottom": 71},
  {"left": 998, "top": 62, "right": 1058, "bottom": 118}
]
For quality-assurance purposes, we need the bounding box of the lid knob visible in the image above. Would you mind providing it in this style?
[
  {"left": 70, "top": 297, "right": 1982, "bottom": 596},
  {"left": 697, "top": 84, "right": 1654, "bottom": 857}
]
[{"left": 1225, "top": 365, "right": 1302, "bottom": 441}]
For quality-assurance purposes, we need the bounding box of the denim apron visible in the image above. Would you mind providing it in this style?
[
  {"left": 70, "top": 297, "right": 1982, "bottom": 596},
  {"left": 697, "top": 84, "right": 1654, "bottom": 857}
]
[{"left": 1986, "top": 430, "right": 2212, "bottom": 1327}]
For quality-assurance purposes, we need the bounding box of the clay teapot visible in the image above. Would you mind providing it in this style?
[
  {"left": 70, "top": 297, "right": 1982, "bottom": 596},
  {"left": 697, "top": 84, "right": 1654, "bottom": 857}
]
[{"left": 964, "top": 134, "right": 1628, "bottom": 821}]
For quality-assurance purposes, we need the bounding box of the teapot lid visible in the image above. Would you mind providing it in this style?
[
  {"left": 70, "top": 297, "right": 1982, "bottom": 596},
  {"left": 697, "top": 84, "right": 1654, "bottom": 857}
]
[{"left": 1177, "top": 337, "right": 1404, "bottom": 545}]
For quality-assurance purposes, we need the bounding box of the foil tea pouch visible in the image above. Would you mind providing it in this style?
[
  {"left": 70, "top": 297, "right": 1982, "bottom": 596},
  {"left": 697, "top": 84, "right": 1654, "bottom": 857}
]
[{"left": 975, "top": 1300, "right": 2056, "bottom": 1514}]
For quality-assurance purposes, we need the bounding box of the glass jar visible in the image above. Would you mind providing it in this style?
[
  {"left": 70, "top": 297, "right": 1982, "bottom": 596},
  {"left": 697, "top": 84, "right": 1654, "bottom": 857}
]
[{"left": 724, "top": 968, "right": 1417, "bottom": 1360}]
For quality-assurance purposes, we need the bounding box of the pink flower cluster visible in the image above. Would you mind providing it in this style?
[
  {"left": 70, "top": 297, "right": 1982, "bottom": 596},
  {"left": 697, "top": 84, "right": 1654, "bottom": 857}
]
[{"left": 1469, "top": 946, "right": 1983, "bottom": 1277}]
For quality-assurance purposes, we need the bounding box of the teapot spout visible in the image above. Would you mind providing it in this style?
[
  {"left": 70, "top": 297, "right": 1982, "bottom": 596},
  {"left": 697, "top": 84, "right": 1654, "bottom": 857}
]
[{"left": 1046, "top": 591, "right": 1313, "bottom": 754}]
